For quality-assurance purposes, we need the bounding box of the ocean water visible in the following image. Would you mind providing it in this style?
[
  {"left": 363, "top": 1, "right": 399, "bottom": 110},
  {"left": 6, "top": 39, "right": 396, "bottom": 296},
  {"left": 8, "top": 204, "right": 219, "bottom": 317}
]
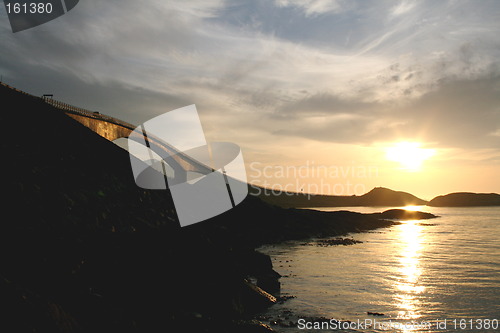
[{"left": 258, "top": 206, "right": 500, "bottom": 332}]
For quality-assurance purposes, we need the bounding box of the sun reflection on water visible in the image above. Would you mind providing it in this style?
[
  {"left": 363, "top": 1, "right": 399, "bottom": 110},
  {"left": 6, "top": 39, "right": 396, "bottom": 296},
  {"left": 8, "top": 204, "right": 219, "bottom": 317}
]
[
  {"left": 393, "top": 220, "right": 426, "bottom": 324},
  {"left": 402, "top": 205, "right": 426, "bottom": 212}
]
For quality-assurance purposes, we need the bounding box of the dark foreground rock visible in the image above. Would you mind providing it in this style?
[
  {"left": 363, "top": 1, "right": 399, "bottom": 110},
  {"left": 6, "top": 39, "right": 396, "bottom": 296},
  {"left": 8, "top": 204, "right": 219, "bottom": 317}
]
[
  {"left": 1, "top": 83, "right": 398, "bottom": 333},
  {"left": 302, "top": 238, "right": 363, "bottom": 246}
]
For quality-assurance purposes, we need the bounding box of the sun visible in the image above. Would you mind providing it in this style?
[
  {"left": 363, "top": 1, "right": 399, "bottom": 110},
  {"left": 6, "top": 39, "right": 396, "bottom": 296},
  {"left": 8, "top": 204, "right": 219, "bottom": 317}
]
[{"left": 385, "top": 142, "right": 435, "bottom": 172}]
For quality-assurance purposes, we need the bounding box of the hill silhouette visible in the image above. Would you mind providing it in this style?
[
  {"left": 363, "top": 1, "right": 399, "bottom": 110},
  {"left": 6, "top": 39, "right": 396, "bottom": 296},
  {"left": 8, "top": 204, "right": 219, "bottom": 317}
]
[
  {"left": 359, "top": 187, "right": 428, "bottom": 206},
  {"left": 251, "top": 186, "right": 428, "bottom": 208},
  {"left": 429, "top": 192, "right": 500, "bottom": 207},
  {"left": 1, "top": 83, "right": 400, "bottom": 333}
]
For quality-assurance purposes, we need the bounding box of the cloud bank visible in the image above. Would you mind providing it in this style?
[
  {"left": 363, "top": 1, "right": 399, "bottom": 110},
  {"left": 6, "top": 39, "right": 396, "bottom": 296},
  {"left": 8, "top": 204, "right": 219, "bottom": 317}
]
[{"left": 1, "top": 0, "right": 499, "bottom": 157}]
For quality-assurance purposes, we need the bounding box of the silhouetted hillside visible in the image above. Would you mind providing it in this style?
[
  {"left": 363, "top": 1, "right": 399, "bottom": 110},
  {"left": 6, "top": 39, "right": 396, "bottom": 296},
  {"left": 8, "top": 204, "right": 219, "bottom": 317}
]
[
  {"left": 358, "top": 187, "right": 428, "bottom": 206},
  {"left": 429, "top": 192, "right": 500, "bottom": 207},
  {"left": 251, "top": 186, "right": 428, "bottom": 208},
  {"left": 1, "top": 83, "right": 399, "bottom": 333}
]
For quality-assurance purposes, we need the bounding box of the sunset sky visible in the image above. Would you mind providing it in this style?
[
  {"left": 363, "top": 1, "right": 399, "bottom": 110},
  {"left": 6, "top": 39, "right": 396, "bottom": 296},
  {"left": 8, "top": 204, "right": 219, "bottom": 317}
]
[{"left": 1, "top": 0, "right": 499, "bottom": 199}]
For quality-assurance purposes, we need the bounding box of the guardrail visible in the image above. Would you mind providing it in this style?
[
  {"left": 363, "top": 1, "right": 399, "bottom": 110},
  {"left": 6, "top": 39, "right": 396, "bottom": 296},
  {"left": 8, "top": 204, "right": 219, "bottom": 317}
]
[
  {"left": 42, "top": 95, "right": 137, "bottom": 130},
  {"left": 1, "top": 81, "right": 214, "bottom": 173},
  {"left": 1, "top": 82, "right": 136, "bottom": 130}
]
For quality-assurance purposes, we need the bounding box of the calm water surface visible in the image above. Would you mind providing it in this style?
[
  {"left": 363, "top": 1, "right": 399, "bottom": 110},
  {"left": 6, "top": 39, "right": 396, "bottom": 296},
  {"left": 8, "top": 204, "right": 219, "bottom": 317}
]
[{"left": 258, "top": 206, "right": 500, "bottom": 332}]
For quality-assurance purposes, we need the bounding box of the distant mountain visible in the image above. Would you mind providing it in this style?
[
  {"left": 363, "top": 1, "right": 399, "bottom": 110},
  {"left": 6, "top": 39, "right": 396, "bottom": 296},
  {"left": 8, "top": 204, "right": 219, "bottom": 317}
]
[
  {"left": 429, "top": 192, "right": 500, "bottom": 207},
  {"left": 250, "top": 186, "right": 428, "bottom": 208},
  {"left": 357, "top": 187, "right": 428, "bottom": 206}
]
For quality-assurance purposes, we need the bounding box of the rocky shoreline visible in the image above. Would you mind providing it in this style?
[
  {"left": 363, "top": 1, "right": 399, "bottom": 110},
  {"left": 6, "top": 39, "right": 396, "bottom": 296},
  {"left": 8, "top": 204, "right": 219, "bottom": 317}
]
[{"left": 2, "top": 84, "right": 418, "bottom": 333}]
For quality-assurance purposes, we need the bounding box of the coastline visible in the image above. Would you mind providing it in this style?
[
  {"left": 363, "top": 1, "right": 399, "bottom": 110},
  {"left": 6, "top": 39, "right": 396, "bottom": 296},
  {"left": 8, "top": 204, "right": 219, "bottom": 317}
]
[{"left": 256, "top": 206, "right": 500, "bottom": 333}]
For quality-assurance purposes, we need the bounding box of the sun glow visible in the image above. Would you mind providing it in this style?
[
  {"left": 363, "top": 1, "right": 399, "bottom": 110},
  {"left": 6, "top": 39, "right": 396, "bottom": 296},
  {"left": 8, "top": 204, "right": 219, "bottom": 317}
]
[
  {"left": 386, "top": 142, "right": 435, "bottom": 172},
  {"left": 402, "top": 205, "right": 425, "bottom": 212}
]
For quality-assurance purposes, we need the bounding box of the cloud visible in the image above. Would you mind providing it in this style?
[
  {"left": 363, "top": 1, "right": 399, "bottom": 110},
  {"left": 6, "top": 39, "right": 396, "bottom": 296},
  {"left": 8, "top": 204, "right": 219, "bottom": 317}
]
[
  {"left": 390, "top": 0, "right": 417, "bottom": 17},
  {"left": 274, "top": 0, "right": 342, "bottom": 16},
  {"left": 268, "top": 75, "right": 500, "bottom": 150},
  {"left": 1, "top": 0, "right": 499, "bottom": 158}
]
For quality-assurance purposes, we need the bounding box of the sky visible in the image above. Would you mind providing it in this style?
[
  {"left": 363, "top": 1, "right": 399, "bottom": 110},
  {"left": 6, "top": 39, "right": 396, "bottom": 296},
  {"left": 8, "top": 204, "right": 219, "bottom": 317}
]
[{"left": 1, "top": 0, "right": 499, "bottom": 199}]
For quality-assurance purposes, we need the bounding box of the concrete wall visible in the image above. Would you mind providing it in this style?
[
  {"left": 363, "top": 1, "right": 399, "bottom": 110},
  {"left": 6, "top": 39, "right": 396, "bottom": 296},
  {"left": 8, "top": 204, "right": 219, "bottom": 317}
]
[
  {"left": 65, "top": 113, "right": 132, "bottom": 141},
  {"left": 64, "top": 112, "right": 209, "bottom": 175}
]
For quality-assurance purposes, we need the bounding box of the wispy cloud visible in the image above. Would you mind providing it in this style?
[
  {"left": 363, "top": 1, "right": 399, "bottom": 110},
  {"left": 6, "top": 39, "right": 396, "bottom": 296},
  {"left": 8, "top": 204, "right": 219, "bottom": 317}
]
[
  {"left": 390, "top": 0, "right": 417, "bottom": 17},
  {"left": 274, "top": 0, "right": 343, "bottom": 16},
  {"left": 1, "top": 0, "right": 499, "bottom": 155}
]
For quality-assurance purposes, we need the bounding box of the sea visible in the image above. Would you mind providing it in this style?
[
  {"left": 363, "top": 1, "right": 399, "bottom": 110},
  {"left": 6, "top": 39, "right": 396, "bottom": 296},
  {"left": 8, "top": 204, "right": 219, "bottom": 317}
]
[{"left": 258, "top": 206, "right": 500, "bottom": 332}]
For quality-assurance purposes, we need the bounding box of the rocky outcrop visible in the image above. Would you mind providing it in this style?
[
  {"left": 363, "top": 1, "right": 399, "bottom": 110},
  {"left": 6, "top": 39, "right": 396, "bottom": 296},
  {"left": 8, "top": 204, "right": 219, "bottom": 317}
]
[{"left": 371, "top": 209, "right": 437, "bottom": 220}]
